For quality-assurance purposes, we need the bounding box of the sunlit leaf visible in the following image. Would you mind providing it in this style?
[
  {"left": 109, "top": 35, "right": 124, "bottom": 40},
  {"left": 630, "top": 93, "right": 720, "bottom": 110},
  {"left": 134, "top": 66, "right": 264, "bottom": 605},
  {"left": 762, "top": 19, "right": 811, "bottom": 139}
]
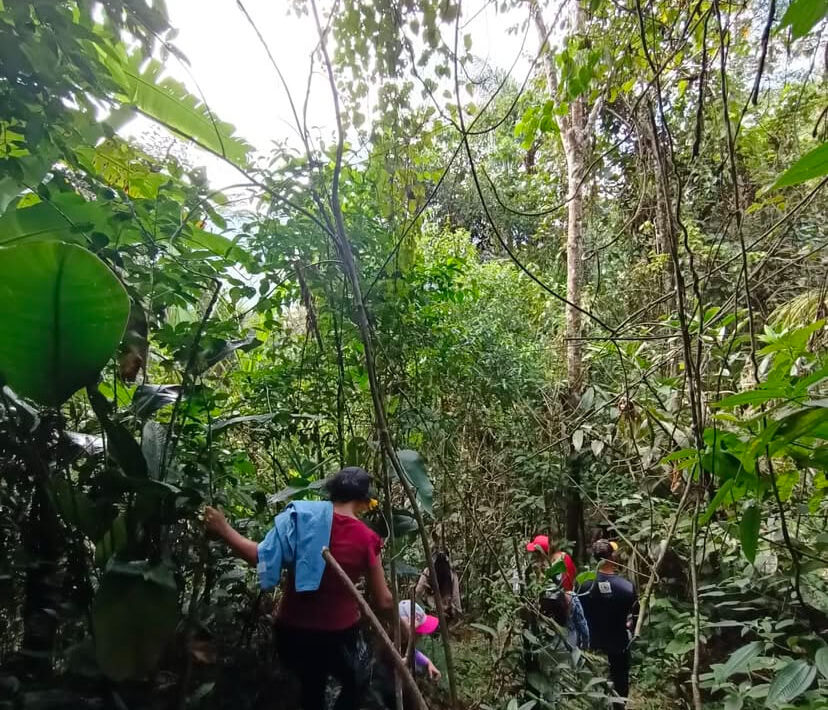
[
  {"left": 771, "top": 142, "right": 828, "bottom": 189},
  {"left": 779, "top": 0, "right": 828, "bottom": 39},
  {"left": 103, "top": 51, "right": 252, "bottom": 168},
  {"left": 0, "top": 192, "right": 134, "bottom": 247}
]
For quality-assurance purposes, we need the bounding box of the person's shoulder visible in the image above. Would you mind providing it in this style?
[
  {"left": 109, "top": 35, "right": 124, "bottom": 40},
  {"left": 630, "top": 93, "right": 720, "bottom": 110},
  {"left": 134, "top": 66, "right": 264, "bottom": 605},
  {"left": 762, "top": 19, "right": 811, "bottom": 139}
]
[
  {"left": 613, "top": 574, "right": 635, "bottom": 595},
  {"left": 334, "top": 513, "right": 372, "bottom": 533},
  {"left": 333, "top": 515, "right": 382, "bottom": 547},
  {"left": 354, "top": 517, "right": 383, "bottom": 544}
]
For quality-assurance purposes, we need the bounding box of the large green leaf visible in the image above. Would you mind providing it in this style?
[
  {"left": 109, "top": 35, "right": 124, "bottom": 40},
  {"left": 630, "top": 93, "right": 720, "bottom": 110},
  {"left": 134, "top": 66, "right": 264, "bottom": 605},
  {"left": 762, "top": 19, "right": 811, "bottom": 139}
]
[
  {"left": 267, "top": 478, "right": 327, "bottom": 504},
  {"left": 701, "top": 446, "right": 742, "bottom": 479},
  {"left": 771, "top": 142, "right": 828, "bottom": 189},
  {"left": 369, "top": 508, "right": 420, "bottom": 539},
  {"left": 717, "top": 641, "right": 763, "bottom": 681},
  {"left": 816, "top": 646, "right": 828, "bottom": 679},
  {"left": 779, "top": 0, "right": 828, "bottom": 39},
  {"left": 183, "top": 228, "right": 254, "bottom": 268},
  {"left": 740, "top": 504, "right": 761, "bottom": 564},
  {"left": 0, "top": 194, "right": 96, "bottom": 246},
  {"left": 92, "top": 562, "right": 179, "bottom": 681},
  {"left": 755, "top": 407, "right": 828, "bottom": 463},
  {"left": 0, "top": 192, "right": 140, "bottom": 247},
  {"left": 765, "top": 659, "right": 816, "bottom": 707},
  {"left": 102, "top": 50, "right": 251, "bottom": 168},
  {"left": 0, "top": 108, "right": 133, "bottom": 217},
  {"left": 0, "top": 242, "right": 129, "bottom": 406},
  {"left": 397, "top": 449, "right": 434, "bottom": 515},
  {"left": 773, "top": 407, "right": 828, "bottom": 447}
]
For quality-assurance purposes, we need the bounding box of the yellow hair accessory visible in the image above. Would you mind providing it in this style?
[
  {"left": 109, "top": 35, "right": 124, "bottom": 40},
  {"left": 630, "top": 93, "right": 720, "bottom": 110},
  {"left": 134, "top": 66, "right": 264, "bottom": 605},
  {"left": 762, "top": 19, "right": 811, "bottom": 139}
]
[{"left": 368, "top": 498, "right": 379, "bottom": 510}]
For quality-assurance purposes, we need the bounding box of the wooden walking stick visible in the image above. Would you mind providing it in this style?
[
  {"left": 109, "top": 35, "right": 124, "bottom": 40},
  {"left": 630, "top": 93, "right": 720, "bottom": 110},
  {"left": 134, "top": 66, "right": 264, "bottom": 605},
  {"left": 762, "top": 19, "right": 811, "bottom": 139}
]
[{"left": 322, "top": 548, "right": 429, "bottom": 710}]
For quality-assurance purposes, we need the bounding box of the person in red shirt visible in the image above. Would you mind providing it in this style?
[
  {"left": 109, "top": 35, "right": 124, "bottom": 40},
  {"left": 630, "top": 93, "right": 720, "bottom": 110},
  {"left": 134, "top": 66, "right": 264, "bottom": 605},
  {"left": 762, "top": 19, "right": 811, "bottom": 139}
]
[
  {"left": 205, "top": 468, "right": 393, "bottom": 710},
  {"left": 525, "top": 534, "right": 577, "bottom": 591}
]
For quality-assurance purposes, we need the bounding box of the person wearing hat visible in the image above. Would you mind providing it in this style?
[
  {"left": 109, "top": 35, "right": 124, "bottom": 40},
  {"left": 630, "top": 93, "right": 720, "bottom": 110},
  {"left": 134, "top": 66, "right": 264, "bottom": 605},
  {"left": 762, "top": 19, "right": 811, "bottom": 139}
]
[
  {"left": 525, "top": 534, "right": 577, "bottom": 591},
  {"left": 579, "top": 539, "right": 638, "bottom": 708},
  {"left": 369, "top": 600, "right": 440, "bottom": 710},
  {"left": 204, "top": 467, "right": 393, "bottom": 710},
  {"left": 398, "top": 600, "right": 442, "bottom": 680}
]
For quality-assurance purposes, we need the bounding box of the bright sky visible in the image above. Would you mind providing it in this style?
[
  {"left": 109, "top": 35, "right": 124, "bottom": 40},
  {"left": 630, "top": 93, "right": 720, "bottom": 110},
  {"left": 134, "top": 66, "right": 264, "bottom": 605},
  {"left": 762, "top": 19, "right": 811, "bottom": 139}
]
[{"left": 125, "top": 0, "right": 533, "bottom": 187}]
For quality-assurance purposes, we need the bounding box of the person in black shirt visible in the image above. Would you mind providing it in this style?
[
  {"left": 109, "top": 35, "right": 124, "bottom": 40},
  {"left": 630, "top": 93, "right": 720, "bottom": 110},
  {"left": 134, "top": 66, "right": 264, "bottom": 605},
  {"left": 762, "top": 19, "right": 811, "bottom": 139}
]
[{"left": 579, "top": 539, "right": 638, "bottom": 707}]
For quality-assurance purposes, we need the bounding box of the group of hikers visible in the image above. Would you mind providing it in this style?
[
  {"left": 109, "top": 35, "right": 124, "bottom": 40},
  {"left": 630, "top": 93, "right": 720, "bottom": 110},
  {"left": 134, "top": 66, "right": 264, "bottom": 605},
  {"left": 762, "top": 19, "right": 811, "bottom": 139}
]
[
  {"left": 524, "top": 534, "right": 638, "bottom": 706},
  {"left": 203, "top": 466, "right": 638, "bottom": 710}
]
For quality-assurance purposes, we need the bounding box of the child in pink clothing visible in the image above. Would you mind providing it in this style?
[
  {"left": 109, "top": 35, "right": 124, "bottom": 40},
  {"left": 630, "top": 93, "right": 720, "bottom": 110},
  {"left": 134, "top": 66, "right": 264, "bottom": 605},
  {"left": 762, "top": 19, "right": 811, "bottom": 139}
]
[{"left": 398, "top": 600, "right": 441, "bottom": 680}]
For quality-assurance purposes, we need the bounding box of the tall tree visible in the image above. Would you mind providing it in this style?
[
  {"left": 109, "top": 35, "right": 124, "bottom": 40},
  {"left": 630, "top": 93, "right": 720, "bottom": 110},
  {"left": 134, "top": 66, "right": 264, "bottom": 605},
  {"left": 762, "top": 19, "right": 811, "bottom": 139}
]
[{"left": 530, "top": 0, "right": 600, "bottom": 559}]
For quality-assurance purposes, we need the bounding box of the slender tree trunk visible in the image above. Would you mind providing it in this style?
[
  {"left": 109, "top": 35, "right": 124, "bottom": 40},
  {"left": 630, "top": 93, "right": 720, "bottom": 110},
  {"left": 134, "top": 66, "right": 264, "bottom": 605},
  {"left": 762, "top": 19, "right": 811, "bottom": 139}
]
[
  {"left": 563, "top": 7, "right": 586, "bottom": 399},
  {"left": 532, "top": 0, "right": 589, "bottom": 560}
]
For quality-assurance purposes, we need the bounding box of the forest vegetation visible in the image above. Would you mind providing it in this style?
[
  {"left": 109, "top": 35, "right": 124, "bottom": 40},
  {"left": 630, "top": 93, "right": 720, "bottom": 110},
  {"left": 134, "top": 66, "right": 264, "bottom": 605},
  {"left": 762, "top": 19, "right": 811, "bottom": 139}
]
[{"left": 0, "top": 0, "right": 827, "bottom": 709}]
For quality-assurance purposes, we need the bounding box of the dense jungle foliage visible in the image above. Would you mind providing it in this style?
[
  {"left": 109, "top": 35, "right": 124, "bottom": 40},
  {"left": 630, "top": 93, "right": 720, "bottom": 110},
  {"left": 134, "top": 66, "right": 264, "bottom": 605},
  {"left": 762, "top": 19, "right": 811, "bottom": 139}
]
[{"left": 0, "top": 0, "right": 827, "bottom": 709}]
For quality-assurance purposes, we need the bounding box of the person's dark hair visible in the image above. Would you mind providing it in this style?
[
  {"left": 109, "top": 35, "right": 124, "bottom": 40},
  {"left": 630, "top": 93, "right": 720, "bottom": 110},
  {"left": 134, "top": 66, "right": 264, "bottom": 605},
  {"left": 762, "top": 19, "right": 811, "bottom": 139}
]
[
  {"left": 541, "top": 590, "right": 569, "bottom": 627},
  {"left": 433, "top": 551, "right": 453, "bottom": 598},
  {"left": 592, "top": 539, "right": 614, "bottom": 561},
  {"left": 325, "top": 467, "right": 372, "bottom": 503}
]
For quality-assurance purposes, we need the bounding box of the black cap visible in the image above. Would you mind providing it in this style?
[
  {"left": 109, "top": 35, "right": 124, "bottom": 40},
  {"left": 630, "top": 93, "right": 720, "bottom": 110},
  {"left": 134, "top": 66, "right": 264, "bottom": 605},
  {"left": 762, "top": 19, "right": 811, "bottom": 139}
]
[{"left": 592, "top": 539, "right": 615, "bottom": 561}]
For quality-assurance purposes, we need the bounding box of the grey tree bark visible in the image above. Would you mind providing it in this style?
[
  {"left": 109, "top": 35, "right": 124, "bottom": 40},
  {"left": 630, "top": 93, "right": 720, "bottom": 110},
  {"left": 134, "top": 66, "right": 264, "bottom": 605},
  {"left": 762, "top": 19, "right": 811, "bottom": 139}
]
[{"left": 531, "top": 0, "right": 589, "bottom": 560}]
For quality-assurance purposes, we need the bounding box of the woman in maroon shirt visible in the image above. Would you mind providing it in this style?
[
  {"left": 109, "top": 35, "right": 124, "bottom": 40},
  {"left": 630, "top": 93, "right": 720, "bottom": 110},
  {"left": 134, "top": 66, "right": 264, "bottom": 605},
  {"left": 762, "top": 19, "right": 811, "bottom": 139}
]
[{"left": 205, "top": 468, "right": 393, "bottom": 710}]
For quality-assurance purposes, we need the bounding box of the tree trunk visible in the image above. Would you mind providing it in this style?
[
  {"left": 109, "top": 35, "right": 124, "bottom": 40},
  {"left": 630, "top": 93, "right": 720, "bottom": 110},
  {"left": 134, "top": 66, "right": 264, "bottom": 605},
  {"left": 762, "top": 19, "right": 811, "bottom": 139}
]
[
  {"left": 532, "top": 0, "right": 588, "bottom": 561},
  {"left": 563, "top": 22, "right": 585, "bottom": 399}
]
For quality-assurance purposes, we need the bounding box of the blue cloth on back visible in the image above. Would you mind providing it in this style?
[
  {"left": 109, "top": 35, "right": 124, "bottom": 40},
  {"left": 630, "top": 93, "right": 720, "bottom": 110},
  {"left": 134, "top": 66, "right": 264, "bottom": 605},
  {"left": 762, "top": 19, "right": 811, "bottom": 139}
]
[{"left": 256, "top": 500, "right": 333, "bottom": 591}]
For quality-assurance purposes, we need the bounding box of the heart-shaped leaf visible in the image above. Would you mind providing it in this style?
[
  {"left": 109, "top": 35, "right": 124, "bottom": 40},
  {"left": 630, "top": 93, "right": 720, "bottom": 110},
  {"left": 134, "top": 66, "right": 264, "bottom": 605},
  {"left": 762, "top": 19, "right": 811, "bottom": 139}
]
[{"left": 0, "top": 242, "right": 129, "bottom": 406}]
